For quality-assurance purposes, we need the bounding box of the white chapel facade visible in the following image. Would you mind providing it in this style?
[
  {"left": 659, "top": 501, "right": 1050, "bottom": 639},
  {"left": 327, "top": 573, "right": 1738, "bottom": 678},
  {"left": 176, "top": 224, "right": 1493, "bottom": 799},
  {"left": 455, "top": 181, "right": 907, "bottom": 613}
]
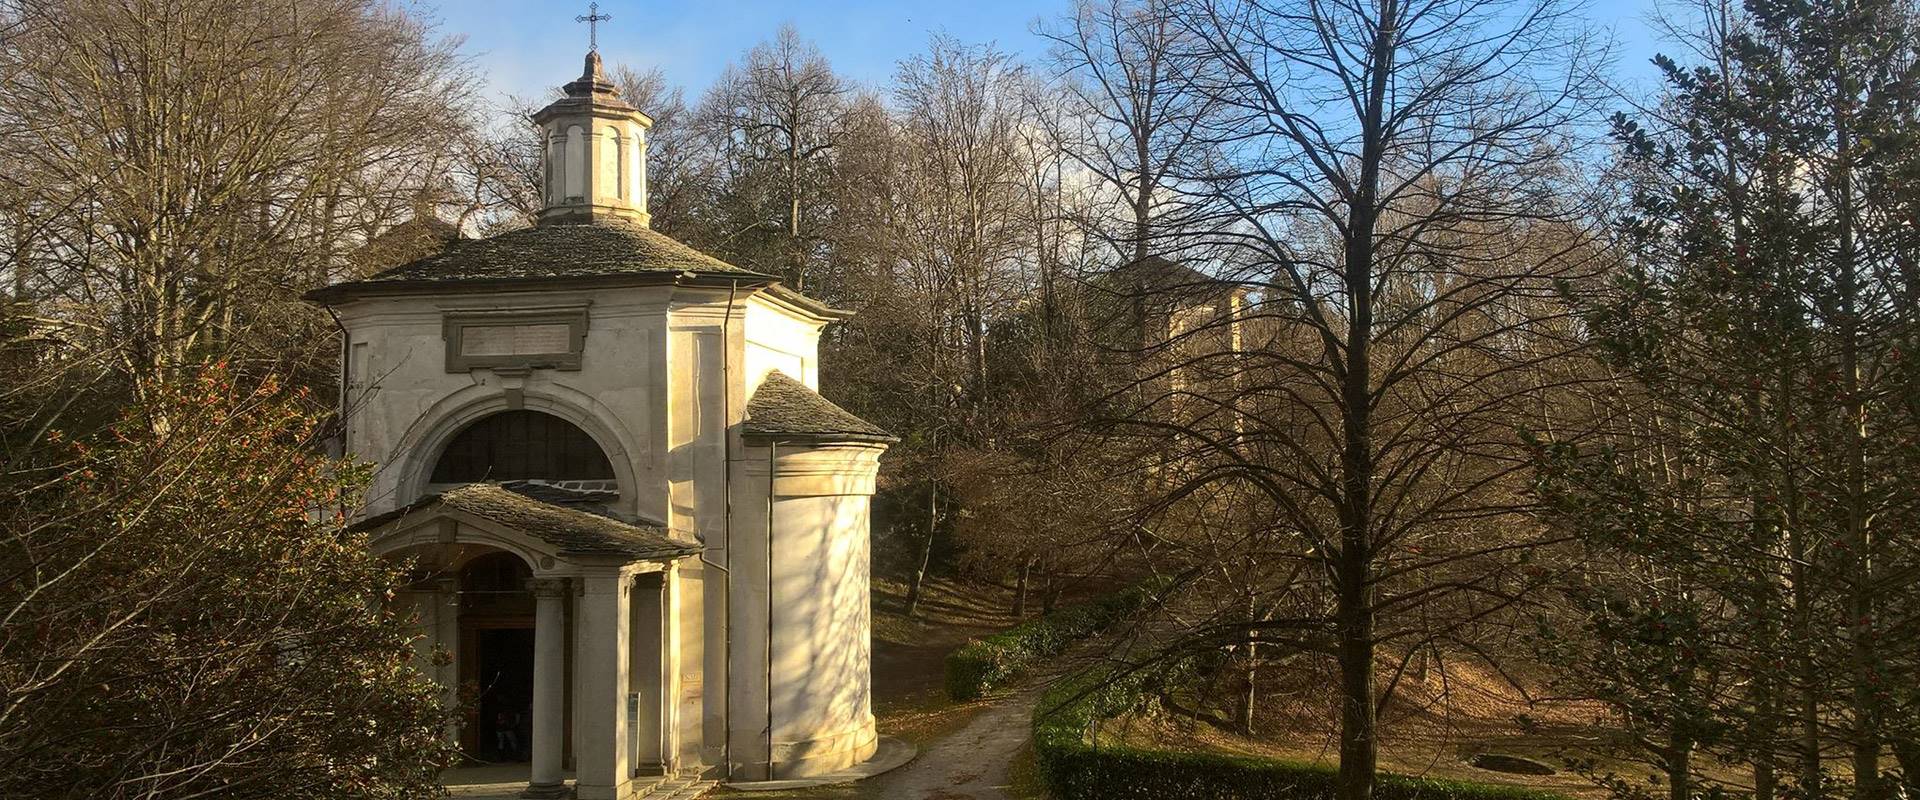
[{"left": 307, "top": 48, "right": 893, "bottom": 800}]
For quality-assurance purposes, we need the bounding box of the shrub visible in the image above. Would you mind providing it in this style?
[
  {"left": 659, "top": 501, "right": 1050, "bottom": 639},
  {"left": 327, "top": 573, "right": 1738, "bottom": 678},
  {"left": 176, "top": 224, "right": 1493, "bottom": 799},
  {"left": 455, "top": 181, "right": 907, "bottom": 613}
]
[
  {"left": 944, "top": 579, "right": 1166, "bottom": 700},
  {"left": 0, "top": 366, "right": 457, "bottom": 799},
  {"left": 1033, "top": 670, "right": 1572, "bottom": 800}
]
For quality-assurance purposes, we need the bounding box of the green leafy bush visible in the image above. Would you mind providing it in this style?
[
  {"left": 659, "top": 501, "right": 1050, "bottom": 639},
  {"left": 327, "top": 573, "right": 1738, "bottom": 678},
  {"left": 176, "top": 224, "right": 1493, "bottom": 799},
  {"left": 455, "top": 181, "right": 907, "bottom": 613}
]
[
  {"left": 1033, "top": 670, "right": 1572, "bottom": 800},
  {"left": 944, "top": 580, "right": 1165, "bottom": 700}
]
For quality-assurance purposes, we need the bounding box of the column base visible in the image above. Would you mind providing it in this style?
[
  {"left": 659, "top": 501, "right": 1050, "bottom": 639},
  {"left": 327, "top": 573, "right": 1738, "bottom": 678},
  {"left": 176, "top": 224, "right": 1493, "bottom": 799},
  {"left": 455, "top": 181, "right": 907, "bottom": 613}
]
[{"left": 520, "top": 781, "right": 570, "bottom": 799}]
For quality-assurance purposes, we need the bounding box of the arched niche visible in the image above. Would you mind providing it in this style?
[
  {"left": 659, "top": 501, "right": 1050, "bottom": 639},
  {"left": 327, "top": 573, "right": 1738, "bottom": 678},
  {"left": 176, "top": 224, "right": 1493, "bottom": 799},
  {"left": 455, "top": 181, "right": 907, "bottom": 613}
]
[
  {"left": 430, "top": 409, "right": 614, "bottom": 485},
  {"left": 565, "top": 124, "right": 586, "bottom": 199},
  {"left": 602, "top": 125, "right": 624, "bottom": 201},
  {"left": 390, "top": 386, "right": 644, "bottom": 516}
]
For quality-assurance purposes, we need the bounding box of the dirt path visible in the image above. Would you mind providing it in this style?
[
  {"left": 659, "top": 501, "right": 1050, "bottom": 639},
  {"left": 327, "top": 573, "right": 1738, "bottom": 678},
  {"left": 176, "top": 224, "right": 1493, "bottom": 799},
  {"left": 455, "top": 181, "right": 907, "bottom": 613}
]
[
  {"left": 712, "top": 578, "right": 1048, "bottom": 800},
  {"left": 857, "top": 687, "right": 1039, "bottom": 800}
]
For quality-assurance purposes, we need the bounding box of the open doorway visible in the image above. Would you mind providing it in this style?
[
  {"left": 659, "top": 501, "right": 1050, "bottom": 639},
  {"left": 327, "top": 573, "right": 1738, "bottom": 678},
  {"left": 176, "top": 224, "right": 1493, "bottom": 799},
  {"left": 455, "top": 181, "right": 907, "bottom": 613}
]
[
  {"left": 474, "top": 627, "right": 534, "bottom": 762},
  {"left": 457, "top": 550, "right": 539, "bottom": 763}
]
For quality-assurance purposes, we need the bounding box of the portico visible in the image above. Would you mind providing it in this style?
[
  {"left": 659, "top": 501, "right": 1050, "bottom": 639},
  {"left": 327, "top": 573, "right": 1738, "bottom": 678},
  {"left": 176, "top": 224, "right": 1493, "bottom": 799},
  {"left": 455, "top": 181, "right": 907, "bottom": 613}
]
[{"left": 366, "top": 484, "right": 697, "bottom": 799}]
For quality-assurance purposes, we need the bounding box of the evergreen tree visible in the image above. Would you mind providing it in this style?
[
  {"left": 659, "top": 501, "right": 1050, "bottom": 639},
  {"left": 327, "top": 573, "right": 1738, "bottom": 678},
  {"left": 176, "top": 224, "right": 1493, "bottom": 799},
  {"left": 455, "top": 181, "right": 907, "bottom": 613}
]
[{"left": 1536, "top": 3, "right": 1920, "bottom": 798}]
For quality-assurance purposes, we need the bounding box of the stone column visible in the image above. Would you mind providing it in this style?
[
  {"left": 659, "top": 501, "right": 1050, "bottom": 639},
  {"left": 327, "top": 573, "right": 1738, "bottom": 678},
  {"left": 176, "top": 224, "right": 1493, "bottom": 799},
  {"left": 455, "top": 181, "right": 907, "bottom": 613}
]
[
  {"left": 628, "top": 572, "right": 666, "bottom": 775},
  {"left": 525, "top": 578, "right": 569, "bottom": 799},
  {"left": 572, "top": 570, "right": 632, "bottom": 800},
  {"left": 658, "top": 564, "right": 680, "bottom": 775}
]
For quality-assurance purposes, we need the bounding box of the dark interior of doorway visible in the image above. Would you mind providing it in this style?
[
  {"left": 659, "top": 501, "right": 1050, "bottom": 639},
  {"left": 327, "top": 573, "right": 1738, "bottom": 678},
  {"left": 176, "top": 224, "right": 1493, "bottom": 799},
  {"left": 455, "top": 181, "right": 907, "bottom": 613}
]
[{"left": 475, "top": 627, "right": 535, "bottom": 762}]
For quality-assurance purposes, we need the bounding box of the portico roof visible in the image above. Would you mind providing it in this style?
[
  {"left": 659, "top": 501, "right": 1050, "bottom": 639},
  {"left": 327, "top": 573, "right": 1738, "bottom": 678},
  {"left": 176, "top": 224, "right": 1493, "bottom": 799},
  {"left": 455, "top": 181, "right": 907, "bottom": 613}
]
[{"left": 352, "top": 482, "right": 699, "bottom": 561}]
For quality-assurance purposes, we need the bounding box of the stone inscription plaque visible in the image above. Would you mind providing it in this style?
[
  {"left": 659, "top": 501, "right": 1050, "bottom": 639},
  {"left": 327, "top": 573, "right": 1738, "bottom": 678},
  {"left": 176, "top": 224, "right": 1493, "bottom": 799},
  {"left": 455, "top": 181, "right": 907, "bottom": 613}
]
[
  {"left": 443, "top": 308, "right": 588, "bottom": 372},
  {"left": 460, "top": 323, "right": 573, "bottom": 357}
]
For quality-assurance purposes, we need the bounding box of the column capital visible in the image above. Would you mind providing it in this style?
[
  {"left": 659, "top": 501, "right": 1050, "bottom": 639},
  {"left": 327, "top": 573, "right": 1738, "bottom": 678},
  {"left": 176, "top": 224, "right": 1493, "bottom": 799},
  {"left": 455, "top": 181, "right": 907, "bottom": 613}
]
[{"left": 527, "top": 577, "right": 569, "bottom": 598}]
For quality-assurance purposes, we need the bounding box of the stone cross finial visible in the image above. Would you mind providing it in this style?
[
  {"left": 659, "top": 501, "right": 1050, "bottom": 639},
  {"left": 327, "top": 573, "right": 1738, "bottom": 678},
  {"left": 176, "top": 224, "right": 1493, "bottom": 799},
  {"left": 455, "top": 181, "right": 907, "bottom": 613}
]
[{"left": 575, "top": 2, "right": 611, "bottom": 52}]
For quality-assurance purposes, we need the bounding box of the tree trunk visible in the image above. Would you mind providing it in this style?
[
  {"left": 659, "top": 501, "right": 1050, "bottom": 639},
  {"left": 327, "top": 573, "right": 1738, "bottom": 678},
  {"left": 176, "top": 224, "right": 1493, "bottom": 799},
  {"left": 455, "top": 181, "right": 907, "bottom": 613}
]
[
  {"left": 1792, "top": 541, "right": 1824, "bottom": 798},
  {"left": 1238, "top": 591, "right": 1259, "bottom": 736},
  {"left": 1669, "top": 728, "right": 1694, "bottom": 800},
  {"left": 904, "top": 484, "right": 938, "bottom": 617},
  {"left": 1012, "top": 557, "right": 1032, "bottom": 618},
  {"left": 788, "top": 132, "right": 804, "bottom": 291},
  {"left": 1335, "top": 569, "right": 1377, "bottom": 800},
  {"left": 1749, "top": 488, "right": 1781, "bottom": 800},
  {"left": 1335, "top": 259, "right": 1379, "bottom": 800},
  {"left": 1783, "top": 378, "right": 1823, "bottom": 798},
  {"left": 1752, "top": 670, "right": 1777, "bottom": 800},
  {"left": 1834, "top": 84, "right": 1882, "bottom": 800},
  {"left": 1335, "top": 5, "right": 1390, "bottom": 788},
  {"left": 1238, "top": 660, "right": 1257, "bottom": 737},
  {"left": 1132, "top": 137, "right": 1152, "bottom": 264}
]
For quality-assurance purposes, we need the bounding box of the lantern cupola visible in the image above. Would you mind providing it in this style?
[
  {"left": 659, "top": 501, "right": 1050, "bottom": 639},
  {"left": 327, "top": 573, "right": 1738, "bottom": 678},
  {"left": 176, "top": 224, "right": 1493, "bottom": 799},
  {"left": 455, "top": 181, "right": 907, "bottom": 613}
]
[{"left": 531, "top": 50, "right": 652, "bottom": 226}]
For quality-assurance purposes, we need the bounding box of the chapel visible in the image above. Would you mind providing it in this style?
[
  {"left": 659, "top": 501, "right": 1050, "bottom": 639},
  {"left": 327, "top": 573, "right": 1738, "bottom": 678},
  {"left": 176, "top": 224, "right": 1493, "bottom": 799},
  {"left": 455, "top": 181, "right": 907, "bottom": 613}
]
[{"left": 305, "top": 47, "right": 894, "bottom": 800}]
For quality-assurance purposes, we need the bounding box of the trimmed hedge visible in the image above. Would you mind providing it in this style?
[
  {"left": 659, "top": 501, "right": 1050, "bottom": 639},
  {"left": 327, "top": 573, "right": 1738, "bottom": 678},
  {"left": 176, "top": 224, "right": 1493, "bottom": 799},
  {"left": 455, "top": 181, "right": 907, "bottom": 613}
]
[
  {"left": 1033, "top": 670, "right": 1573, "bottom": 800},
  {"left": 944, "top": 580, "right": 1164, "bottom": 701}
]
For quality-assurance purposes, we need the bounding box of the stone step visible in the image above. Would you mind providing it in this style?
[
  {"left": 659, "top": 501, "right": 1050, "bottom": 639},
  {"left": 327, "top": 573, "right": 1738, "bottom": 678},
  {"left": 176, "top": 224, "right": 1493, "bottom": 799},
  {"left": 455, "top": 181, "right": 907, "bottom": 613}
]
[{"left": 633, "top": 776, "right": 716, "bottom": 800}]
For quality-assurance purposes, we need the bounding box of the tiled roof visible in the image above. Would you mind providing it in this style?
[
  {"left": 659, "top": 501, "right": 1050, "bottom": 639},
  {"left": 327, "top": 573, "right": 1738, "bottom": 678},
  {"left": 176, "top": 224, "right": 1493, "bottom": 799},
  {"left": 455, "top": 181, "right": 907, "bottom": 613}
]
[
  {"left": 355, "top": 482, "right": 698, "bottom": 561},
  {"left": 743, "top": 371, "right": 896, "bottom": 443},
  {"left": 351, "top": 214, "right": 464, "bottom": 274},
  {"left": 308, "top": 220, "right": 763, "bottom": 300}
]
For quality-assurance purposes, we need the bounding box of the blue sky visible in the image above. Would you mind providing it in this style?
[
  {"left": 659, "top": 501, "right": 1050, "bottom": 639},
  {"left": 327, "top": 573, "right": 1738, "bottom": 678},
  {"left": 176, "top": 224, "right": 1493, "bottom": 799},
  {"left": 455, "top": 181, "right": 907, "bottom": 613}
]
[{"left": 424, "top": 0, "right": 1673, "bottom": 109}]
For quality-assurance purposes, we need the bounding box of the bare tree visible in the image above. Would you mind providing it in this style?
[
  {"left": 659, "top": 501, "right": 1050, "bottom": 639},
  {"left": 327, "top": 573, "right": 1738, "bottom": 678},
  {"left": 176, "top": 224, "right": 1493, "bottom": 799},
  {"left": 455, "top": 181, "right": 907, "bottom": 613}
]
[
  {"left": 695, "top": 24, "right": 848, "bottom": 290},
  {"left": 0, "top": 0, "right": 474, "bottom": 407},
  {"left": 877, "top": 36, "right": 1036, "bottom": 615},
  {"left": 1040, "top": 0, "right": 1217, "bottom": 264},
  {"left": 1082, "top": 1, "right": 1609, "bottom": 798},
  {"left": 612, "top": 66, "right": 697, "bottom": 236},
  {"left": 0, "top": 4, "right": 470, "bottom": 794}
]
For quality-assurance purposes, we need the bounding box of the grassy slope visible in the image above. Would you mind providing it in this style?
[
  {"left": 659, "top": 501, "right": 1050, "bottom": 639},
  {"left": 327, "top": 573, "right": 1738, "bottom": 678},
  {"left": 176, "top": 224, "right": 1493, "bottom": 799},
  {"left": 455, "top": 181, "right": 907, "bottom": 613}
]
[{"left": 1108, "top": 653, "right": 1733, "bottom": 799}]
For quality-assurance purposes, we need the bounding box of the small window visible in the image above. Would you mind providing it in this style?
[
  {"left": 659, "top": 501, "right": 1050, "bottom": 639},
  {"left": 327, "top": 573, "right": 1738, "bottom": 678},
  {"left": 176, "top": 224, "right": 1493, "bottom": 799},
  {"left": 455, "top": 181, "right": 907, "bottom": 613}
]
[{"left": 431, "top": 410, "right": 614, "bottom": 484}]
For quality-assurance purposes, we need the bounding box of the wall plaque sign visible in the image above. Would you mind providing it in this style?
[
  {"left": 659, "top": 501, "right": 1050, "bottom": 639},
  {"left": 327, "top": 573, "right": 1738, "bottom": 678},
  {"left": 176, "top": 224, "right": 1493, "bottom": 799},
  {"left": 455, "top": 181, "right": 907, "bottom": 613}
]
[
  {"left": 443, "top": 308, "right": 589, "bottom": 372},
  {"left": 461, "top": 323, "right": 574, "bottom": 357}
]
